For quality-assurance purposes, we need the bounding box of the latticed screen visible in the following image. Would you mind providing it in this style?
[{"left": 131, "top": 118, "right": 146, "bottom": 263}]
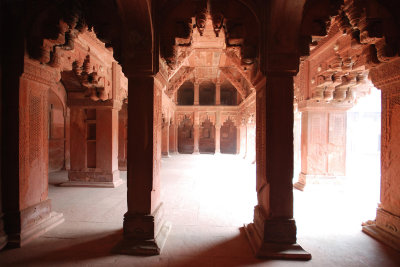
[{"left": 29, "top": 94, "right": 41, "bottom": 165}]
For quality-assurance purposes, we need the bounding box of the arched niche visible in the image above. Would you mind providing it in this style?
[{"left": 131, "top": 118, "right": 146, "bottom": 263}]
[
  {"left": 199, "top": 81, "right": 216, "bottom": 105},
  {"left": 199, "top": 118, "right": 215, "bottom": 153},
  {"left": 177, "top": 81, "right": 194, "bottom": 105},
  {"left": 220, "top": 80, "right": 237, "bottom": 105},
  {"left": 220, "top": 118, "right": 237, "bottom": 154},
  {"left": 178, "top": 117, "right": 194, "bottom": 154}
]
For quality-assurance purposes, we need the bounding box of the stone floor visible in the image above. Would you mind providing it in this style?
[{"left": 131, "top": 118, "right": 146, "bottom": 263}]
[{"left": 1, "top": 154, "right": 400, "bottom": 266}]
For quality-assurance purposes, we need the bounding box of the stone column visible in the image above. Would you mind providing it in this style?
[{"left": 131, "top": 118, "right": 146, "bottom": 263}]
[
  {"left": 363, "top": 59, "right": 400, "bottom": 251},
  {"left": 114, "top": 75, "right": 170, "bottom": 255},
  {"left": 169, "top": 122, "right": 177, "bottom": 154},
  {"left": 245, "top": 122, "right": 256, "bottom": 162},
  {"left": 161, "top": 114, "right": 170, "bottom": 157},
  {"left": 65, "top": 103, "right": 123, "bottom": 188},
  {"left": 239, "top": 123, "right": 247, "bottom": 157},
  {"left": 216, "top": 81, "right": 221, "bottom": 105},
  {"left": 64, "top": 107, "right": 71, "bottom": 170},
  {"left": 215, "top": 111, "right": 221, "bottom": 153},
  {"left": 194, "top": 82, "right": 199, "bottom": 105},
  {"left": 193, "top": 110, "right": 200, "bottom": 154},
  {"left": 118, "top": 103, "right": 128, "bottom": 171},
  {"left": 245, "top": 73, "right": 310, "bottom": 259}
]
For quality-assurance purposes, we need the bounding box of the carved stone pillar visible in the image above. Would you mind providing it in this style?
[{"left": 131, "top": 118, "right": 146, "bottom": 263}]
[
  {"left": 215, "top": 126, "right": 221, "bottom": 154},
  {"left": 65, "top": 103, "right": 123, "bottom": 188},
  {"left": 294, "top": 101, "right": 350, "bottom": 190},
  {"left": 216, "top": 81, "right": 221, "bottom": 105},
  {"left": 114, "top": 75, "right": 170, "bottom": 255},
  {"left": 239, "top": 124, "right": 247, "bottom": 157},
  {"left": 64, "top": 107, "right": 71, "bottom": 170},
  {"left": 161, "top": 115, "right": 170, "bottom": 157},
  {"left": 118, "top": 103, "right": 128, "bottom": 171},
  {"left": 245, "top": 122, "right": 256, "bottom": 162},
  {"left": 363, "top": 59, "right": 400, "bottom": 251},
  {"left": 215, "top": 111, "right": 221, "bottom": 153},
  {"left": 245, "top": 73, "right": 310, "bottom": 259},
  {"left": 194, "top": 82, "right": 200, "bottom": 105},
  {"left": 169, "top": 123, "right": 178, "bottom": 154},
  {"left": 193, "top": 110, "right": 200, "bottom": 154}
]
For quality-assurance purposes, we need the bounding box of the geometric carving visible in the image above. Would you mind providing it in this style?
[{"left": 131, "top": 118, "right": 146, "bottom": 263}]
[{"left": 29, "top": 93, "right": 42, "bottom": 165}]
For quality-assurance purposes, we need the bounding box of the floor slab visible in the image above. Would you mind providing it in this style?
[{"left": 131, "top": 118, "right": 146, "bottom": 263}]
[{"left": 0, "top": 154, "right": 399, "bottom": 266}]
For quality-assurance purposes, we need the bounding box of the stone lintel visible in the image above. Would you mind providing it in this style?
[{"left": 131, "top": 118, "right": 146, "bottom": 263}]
[
  {"left": 6, "top": 201, "right": 64, "bottom": 247},
  {"left": 63, "top": 170, "right": 123, "bottom": 188},
  {"left": 298, "top": 100, "right": 353, "bottom": 112},
  {"left": 114, "top": 203, "right": 171, "bottom": 255}
]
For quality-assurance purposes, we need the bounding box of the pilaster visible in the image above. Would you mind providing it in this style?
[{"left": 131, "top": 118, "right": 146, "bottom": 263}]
[
  {"left": 193, "top": 110, "right": 200, "bottom": 154},
  {"left": 216, "top": 81, "right": 221, "bottom": 105},
  {"left": 363, "top": 58, "right": 400, "bottom": 251},
  {"left": 194, "top": 82, "right": 200, "bottom": 105}
]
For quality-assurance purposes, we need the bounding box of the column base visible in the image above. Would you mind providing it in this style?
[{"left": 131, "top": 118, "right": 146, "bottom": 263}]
[
  {"left": 294, "top": 173, "right": 344, "bottom": 191},
  {"left": 244, "top": 223, "right": 311, "bottom": 260},
  {"left": 362, "top": 208, "right": 400, "bottom": 251},
  {"left": 162, "top": 152, "right": 171, "bottom": 158},
  {"left": 119, "top": 160, "right": 127, "bottom": 171},
  {"left": 245, "top": 205, "right": 311, "bottom": 260},
  {"left": 7, "top": 202, "right": 64, "bottom": 248},
  {"left": 193, "top": 151, "right": 200, "bottom": 155},
  {"left": 113, "top": 221, "right": 171, "bottom": 255},
  {"left": 113, "top": 203, "right": 171, "bottom": 255},
  {"left": 62, "top": 170, "right": 124, "bottom": 188}
]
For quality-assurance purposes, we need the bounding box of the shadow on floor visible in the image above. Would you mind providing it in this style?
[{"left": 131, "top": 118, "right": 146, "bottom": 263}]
[
  {"left": 167, "top": 227, "right": 265, "bottom": 267},
  {"left": 10, "top": 229, "right": 123, "bottom": 266}
]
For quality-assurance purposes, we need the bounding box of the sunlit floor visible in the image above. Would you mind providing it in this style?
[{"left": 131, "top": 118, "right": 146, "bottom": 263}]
[{"left": 1, "top": 154, "right": 400, "bottom": 266}]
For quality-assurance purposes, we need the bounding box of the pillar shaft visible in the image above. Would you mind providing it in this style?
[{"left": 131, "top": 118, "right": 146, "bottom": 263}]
[
  {"left": 118, "top": 103, "right": 128, "bottom": 170},
  {"left": 169, "top": 123, "right": 177, "bottom": 154},
  {"left": 194, "top": 82, "right": 199, "bottom": 105},
  {"left": 215, "top": 126, "right": 221, "bottom": 153},
  {"left": 363, "top": 62, "right": 400, "bottom": 251},
  {"left": 216, "top": 82, "right": 221, "bottom": 105},
  {"left": 245, "top": 73, "right": 310, "bottom": 259},
  {"left": 193, "top": 110, "right": 200, "bottom": 153},
  {"left": 162, "top": 120, "right": 170, "bottom": 157},
  {"left": 115, "top": 75, "right": 170, "bottom": 255}
]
